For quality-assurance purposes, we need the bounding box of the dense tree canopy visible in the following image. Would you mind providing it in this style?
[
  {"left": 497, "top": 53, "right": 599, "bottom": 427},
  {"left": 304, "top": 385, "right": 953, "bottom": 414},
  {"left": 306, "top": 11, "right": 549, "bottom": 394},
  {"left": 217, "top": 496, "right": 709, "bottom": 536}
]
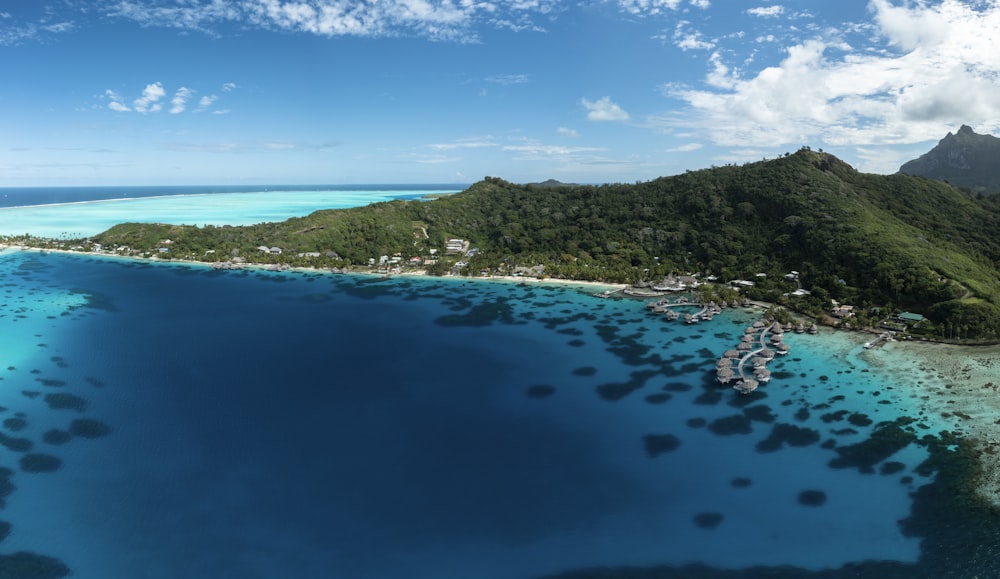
[{"left": 85, "top": 149, "right": 1000, "bottom": 338}]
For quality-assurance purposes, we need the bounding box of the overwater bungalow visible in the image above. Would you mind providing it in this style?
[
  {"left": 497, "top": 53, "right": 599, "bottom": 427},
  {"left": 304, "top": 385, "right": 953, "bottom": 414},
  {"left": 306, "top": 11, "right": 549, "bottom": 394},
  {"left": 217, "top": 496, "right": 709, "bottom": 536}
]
[
  {"left": 734, "top": 379, "right": 759, "bottom": 394},
  {"left": 795, "top": 322, "right": 805, "bottom": 333},
  {"left": 809, "top": 323, "right": 818, "bottom": 334},
  {"left": 723, "top": 349, "right": 740, "bottom": 358},
  {"left": 760, "top": 348, "right": 776, "bottom": 360},
  {"left": 754, "top": 368, "right": 771, "bottom": 382},
  {"left": 775, "top": 342, "right": 791, "bottom": 355},
  {"left": 717, "top": 358, "right": 733, "bottom": 368},
  {"left": 665, "top": 310, "right": 679, "bottom": 321},
  {"left": 717, "top": 367, "right": 736, "bottom": 383},
  {"left": 737, "top": 342, "right": 752, "bottom": 351},
  {"left": 770, "top": 333, "right": 784, "bottom": 344},
  {"left": 684, "top": 313, "right": 697, "bottom": 324}
]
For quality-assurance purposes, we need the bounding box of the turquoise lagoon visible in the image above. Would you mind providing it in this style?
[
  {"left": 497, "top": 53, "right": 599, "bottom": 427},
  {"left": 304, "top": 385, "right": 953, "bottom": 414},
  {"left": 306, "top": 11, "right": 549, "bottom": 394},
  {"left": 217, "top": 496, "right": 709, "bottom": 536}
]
[
  {"left": 0, "top": 185, "right": 460, "bottom": 238},
  {"left": 0, "top": 189, "right": 997, "bottom": 578}
]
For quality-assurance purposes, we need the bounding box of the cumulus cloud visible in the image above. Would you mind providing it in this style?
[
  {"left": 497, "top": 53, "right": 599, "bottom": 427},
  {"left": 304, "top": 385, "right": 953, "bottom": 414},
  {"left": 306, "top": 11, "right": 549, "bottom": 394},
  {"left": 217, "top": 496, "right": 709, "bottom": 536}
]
[
  {"left": 170, "top": 87, "right": 193, "bottom": 114},
  {"left": 221, "top": 82, "right": 237, "bottom": 92},
  {"left": 557, "top": 127, "right": 579, "bottom": 138},
  {"left": 101, "top": 83, "right": 226, "bottom": 114},
  {"left": 666, "top": 0, "right": 1000, "bottom": 155},
  {"left": 582, "top": 96, "right": 630, "bottom": 122},
  {"left": 105, "top": 89, "right": 131, "bottom": 112},
  {"left": 133, "top": 82, "right": 166, "bottom": 113},
  {"left": 674, "top": 21, "right": 714, "bottom": 51}
]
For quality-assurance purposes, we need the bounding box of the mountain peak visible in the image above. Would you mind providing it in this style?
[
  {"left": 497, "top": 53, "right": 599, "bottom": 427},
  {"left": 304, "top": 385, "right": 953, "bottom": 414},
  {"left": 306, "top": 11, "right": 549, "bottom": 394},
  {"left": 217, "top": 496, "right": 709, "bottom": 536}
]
[{"left": 899, "top": 125, "right": 1000, "bottom": 193}]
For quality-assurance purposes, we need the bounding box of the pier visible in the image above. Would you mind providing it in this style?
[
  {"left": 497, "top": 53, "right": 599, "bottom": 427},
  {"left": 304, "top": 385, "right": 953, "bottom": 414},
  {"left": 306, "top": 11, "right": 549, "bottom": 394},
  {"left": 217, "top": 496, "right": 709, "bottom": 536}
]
[
  {"left": 863, "top": 331, "right": 894, "bottom": 350},
  {"left": 645, "top": 297, "right": 722, "bottom": 323}
]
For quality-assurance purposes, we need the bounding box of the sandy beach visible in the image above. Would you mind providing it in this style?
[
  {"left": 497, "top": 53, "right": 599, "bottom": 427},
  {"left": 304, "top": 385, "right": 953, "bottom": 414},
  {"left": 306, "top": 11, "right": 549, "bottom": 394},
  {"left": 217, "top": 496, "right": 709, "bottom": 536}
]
[{"left": 2, "top": 243, "right": 629, "bottom": 294}]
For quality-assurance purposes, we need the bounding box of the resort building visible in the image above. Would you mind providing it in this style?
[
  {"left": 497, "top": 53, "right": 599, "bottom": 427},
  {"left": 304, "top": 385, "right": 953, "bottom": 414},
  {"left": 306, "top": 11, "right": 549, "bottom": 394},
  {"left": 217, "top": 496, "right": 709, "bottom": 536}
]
[{"left": 831, "top": 304, "right": 855, "bottom": 318}]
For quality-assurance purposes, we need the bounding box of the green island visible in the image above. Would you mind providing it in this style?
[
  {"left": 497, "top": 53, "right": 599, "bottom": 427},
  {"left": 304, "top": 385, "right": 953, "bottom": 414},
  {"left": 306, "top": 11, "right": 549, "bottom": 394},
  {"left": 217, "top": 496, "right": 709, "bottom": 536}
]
[{"left": 8, "top": 148, "right": 1000, "bottom": 341}]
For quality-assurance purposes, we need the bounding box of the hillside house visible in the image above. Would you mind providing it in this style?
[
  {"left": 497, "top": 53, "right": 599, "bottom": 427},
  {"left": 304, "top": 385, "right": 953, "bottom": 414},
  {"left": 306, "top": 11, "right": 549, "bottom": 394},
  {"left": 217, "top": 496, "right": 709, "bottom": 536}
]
[{"left": 446, "top": 239, "right": 465, "bottom": 255}]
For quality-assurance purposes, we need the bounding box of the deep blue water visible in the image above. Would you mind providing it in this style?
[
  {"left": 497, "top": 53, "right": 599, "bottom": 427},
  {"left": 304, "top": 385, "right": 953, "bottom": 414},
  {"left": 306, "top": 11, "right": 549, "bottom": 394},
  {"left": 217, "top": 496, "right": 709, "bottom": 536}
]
[
  {"left": 0, "top": 249, "right": 993, "bottom": 578},
  {"left": 0, "top": 184, "right": 465, "bottom": 209}
]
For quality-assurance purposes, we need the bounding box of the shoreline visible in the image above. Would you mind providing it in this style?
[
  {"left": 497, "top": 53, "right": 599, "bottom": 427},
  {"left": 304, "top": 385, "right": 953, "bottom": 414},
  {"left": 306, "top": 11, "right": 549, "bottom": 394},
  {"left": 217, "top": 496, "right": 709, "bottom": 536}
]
[{"left": 0, "top": 244, "right": 628, "bottom": 293}]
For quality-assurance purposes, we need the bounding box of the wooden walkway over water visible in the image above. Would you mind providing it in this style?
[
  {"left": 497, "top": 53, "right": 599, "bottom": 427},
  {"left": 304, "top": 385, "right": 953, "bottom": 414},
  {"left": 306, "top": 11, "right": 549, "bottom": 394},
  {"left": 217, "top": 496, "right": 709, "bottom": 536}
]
[{"left": 717, "top": 319, "right": 792, "bottom": 394}]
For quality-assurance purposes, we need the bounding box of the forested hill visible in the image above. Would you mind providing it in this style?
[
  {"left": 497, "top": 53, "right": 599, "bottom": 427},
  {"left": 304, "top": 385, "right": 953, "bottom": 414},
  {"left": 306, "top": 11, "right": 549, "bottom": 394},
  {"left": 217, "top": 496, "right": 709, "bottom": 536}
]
[{"left": 91, "top": 149, "right": 1000, "bottom": 338}]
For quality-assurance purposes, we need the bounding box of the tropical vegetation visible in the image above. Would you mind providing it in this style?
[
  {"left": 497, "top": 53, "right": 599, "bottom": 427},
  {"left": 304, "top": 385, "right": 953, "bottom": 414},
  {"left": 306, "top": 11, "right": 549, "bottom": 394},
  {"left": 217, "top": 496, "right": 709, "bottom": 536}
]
[{"left": 25, "top": 148, "right": 1000, "bottom": 340}]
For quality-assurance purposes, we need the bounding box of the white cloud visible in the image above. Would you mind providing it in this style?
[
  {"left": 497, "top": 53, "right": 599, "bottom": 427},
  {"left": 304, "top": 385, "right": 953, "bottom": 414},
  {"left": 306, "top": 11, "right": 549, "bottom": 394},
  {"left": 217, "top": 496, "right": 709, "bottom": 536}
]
[
  {"left": 110, "top": 0, "right": 562, "bottom": 42},
  {"left": 485, "top": 74, "right": 530, "bottom": 85},
  {"left": 105, "top": 89, "right": 131, "bottom": 112},
  {"left": 413, "top": 154, "right": 461, "bottom": 164},
  {"left": 133, "top": 82, "right": 166, "bottom": 113},
  {"left": 581, "top": 96, "right": 630, "bottom": 122},
  {"left": 557, "top": 127, "right": 579, "bottom": 138},
  {"left": 502, "top": 139, "right": 606, "bottom": 160},
  {"left": 746, "top": 6, "right": 785, "bottom": 18},
  {"left": 617, "top": 0, "right": 709, "bottom": 16},
  {"left": 221, "top": 82, "right": 237, "bottom": 92},
  {"left": 101, "top": 83, "right": 226, "bottom": 115},
  {"left": 197, "top": 95, "right": 219, "bottom": 110},
  {"left": 673, "top": 21, "right": 714, "bottom": 51},
  {"left": 664, "top": 0, "right": 1000, "bottom": 157},
  {"left": 109, "top": 0, "right": 242, "bottom": 34},
  {"left": 170, "top": 87, "right": 193, "bottom": 114},
  {"left": 0, "top": 10, "right": 75, "bottom": 46},
  {"left": 666, "top": 143, "right": 703, "bottom": 152},
  {"left": 870, "top": 0, "right": 949, "bottom": 52},
  {"left": 428, "top": 138, "right": 498, "bottom": 150}
]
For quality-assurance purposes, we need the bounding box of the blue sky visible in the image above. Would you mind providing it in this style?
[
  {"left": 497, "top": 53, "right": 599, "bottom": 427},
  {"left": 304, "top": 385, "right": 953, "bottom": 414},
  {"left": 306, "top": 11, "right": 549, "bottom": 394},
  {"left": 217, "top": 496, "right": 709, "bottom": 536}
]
[{"left": 3, "top": 0, "right": 1000, "bottom": 186}]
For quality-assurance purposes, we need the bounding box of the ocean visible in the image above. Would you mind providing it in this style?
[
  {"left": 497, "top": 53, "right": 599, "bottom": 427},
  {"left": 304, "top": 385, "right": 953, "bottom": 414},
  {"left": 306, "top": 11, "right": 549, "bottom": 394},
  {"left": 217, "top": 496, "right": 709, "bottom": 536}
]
[{"left": 0, "top": 187, "right": 998, "bottom": 578}]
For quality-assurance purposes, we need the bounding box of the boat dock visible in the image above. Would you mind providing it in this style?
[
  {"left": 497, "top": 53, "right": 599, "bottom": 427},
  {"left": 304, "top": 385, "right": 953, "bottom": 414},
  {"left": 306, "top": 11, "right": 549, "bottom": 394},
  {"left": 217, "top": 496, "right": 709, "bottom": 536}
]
[{"left": 863, "top": 331, "right": 894, "bottom": 350}]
